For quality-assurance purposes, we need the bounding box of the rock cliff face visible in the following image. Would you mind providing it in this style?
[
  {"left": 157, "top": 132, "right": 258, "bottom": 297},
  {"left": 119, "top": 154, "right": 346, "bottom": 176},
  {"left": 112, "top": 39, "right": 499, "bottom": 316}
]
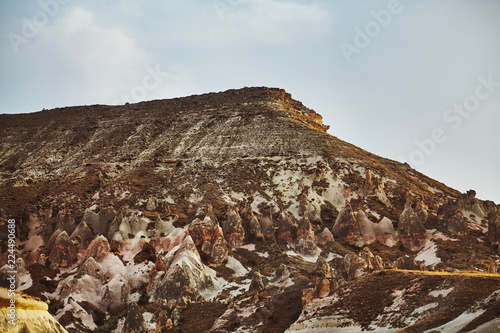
[{"left": 0, "top": 87, "right": 499, "bottom": 332}]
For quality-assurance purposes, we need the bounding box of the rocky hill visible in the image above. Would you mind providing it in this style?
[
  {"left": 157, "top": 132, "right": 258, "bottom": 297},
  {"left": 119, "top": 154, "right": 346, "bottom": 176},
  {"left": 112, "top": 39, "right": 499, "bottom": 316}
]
[{"left": 0, "top": 87, "right": 499, "bottom": 332}]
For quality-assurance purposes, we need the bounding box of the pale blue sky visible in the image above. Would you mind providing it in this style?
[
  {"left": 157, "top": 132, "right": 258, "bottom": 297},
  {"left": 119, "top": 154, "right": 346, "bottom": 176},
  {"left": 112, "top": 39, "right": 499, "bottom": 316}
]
[{"left": 1, "top": 0, "right": 499, "bottom": 203}]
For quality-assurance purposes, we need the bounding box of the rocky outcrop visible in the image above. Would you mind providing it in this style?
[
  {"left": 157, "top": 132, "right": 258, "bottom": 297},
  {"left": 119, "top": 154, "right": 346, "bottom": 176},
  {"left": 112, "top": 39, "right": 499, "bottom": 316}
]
[
  {"left": 331, "top": 202, "right": 361, "bottom": 245},
  {"left": 83, "top": 206, "right": 116, "bottom": 237},
  {"left": 487, "top": 206, "right": 500, "bottom": 252},
  {"left": 317, "top": 228, "right": 335, "bottom": 245},
  {"left": 458, "top": 190, "right": 487, "bottom": 219},
  {"left": 48, "top": 231, "right": 78, "bottom": 269},
  {"left": 398, "top": 194, "right": 428, "bottom": 251},
  {"left": 360, "top": 247, "right": 384, "bottom": 270},
  {"left": 314, "top": 256, "right": 334, "bottom": 279},
  {"left": 394, "top": 255, "right": 424, "bottom": 271},
  {"left": 76, "top": 257, "right": 104, "bottom": 281},
  {"left": 295, "top": 216, "right": 318, "bottom": 256},
  {"left": 438, "top": 203, "right": 468, "bottom": 236},
  {"left": 259, "top": 209, "right": 275, "bottom": 240},
  {"left": 332, "top": 202, "right": 394, "bottom": 247},
  {"left": 343, "top": 254, "right": 367, "bottom": 279},
  {"left": 299, "top": 197, "right": 322, "bottom": 225},
  {"left": 277, "top": 211, "right": 295, "bottom": 244},
  {"left": 188, "top": 216, "right": 228, "bottom": 265},
  {"left": 150, "top": 236, "right": 219, "bottom": 305},
  {"left": 241, "top": 206, "right": 265, "bottom": 242},
  {"left": 221, "top": 209, "right": 245, "bottom": 248},
  {"left": 373, "top": 217, "right": 397, "bottom": 246},
  {"left": 70, "top": 221, "right": 94, "bottom": 249},
  {"left": 249, "top": 269, "right": 265, "bottom": 292},
  {"left": 363, "top": 169, "right": 392, "bottom": 208},
  {"left": 84, "top": 236, "right": 111, "bottom": 262}
]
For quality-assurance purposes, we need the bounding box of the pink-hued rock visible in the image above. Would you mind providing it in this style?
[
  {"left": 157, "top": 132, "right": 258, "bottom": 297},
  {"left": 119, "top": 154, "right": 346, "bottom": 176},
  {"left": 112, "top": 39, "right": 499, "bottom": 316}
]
[{"left": 84, "top": 236, "right": 111, "bottom": 262}]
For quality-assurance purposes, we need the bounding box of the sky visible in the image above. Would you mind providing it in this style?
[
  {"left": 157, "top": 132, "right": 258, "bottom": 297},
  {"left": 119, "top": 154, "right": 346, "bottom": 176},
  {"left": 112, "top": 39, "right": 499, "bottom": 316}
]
[{"left": 1, "top": 0, "right": 499, "bottom": 204}]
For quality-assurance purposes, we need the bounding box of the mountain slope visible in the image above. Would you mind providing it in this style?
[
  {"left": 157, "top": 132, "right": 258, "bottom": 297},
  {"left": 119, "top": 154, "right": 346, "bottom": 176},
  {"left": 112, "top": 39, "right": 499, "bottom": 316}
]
[{"left": 0, "top": 87, "right": 499, "bottom": 332}]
